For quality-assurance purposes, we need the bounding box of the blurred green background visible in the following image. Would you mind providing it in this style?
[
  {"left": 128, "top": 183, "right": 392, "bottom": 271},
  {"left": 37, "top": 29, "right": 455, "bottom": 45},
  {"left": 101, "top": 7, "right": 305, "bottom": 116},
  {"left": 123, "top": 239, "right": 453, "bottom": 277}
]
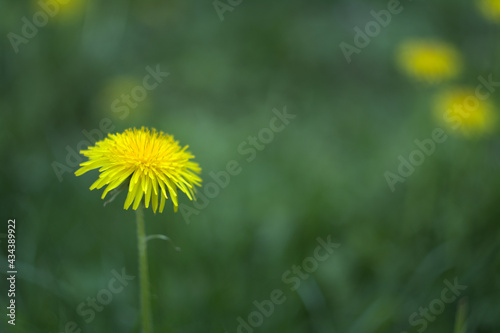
[{"left": 1, "top": 0, "right": 500, "bottom": 332}]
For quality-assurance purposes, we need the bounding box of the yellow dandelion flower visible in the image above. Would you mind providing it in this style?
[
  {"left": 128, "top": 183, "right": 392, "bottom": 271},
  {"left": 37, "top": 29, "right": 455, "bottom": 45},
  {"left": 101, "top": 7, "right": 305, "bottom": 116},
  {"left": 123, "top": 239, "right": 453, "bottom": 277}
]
[
  {"left": 75, "top": 127, "right": 202, "bottom": 213},
  {"left": 477, "top": 0, "right": 500, "bottom": 23},
  {"left": 434, "top": 88, "right": 496, "bottom": 137},
  {"left": 396, "top": 40, "right": 462, "bottom": 83}
]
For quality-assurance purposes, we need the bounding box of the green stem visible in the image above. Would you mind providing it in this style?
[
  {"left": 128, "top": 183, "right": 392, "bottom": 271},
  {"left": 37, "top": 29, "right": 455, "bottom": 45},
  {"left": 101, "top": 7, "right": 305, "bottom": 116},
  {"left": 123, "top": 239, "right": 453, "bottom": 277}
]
[{"left": 136, "top": 205, "right": 153, "bottom": 333}]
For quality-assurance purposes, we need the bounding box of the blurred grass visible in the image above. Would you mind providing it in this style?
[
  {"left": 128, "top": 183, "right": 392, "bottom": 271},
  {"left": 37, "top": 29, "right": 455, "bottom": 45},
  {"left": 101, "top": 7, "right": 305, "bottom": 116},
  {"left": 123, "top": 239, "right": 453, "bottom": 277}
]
[{"left": 1, "top": 0, "right": 500, "bottom": 332}]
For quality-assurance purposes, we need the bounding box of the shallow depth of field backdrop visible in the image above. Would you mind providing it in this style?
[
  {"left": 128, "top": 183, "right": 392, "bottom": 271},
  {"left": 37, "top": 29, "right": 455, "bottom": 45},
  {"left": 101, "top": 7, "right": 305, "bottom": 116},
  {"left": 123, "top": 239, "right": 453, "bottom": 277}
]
[{"left": 1, "top": 0, "right": 500, "bottom": 332}]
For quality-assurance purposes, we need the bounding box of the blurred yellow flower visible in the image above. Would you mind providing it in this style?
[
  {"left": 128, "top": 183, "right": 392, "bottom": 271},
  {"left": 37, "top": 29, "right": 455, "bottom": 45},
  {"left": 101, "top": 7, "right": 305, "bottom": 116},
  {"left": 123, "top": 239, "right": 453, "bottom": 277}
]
[
  {"left": 434, "top": 88, "right": 496, "bottom": 137},
  {"left": 397, "top": 40, "right": 462, "bottom": 83},
  {"left": 32, "top": 0, "right": 86, "bottom": 22},
  {"left": 477, "top": 0, "right": 500, "bottom": 23},
  {"left": 75, "top": 127, "right": 202, "bottom": 213}
]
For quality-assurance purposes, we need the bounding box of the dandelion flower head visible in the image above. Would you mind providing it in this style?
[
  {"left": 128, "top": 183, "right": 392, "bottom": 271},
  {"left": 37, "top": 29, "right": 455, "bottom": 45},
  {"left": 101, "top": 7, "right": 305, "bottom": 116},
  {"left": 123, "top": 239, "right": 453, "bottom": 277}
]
[
  {"left": 434, "top": 88, "right": 496, "bottom": 137},
  {"left": 477, "top": 0, "right": 500, "bottom": 23},
  {"left": 397, "top": 39, "right": 462, "bottom": 84},
  {"left": 75, "top": 127, "right": 202, "bottom": 213}
]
